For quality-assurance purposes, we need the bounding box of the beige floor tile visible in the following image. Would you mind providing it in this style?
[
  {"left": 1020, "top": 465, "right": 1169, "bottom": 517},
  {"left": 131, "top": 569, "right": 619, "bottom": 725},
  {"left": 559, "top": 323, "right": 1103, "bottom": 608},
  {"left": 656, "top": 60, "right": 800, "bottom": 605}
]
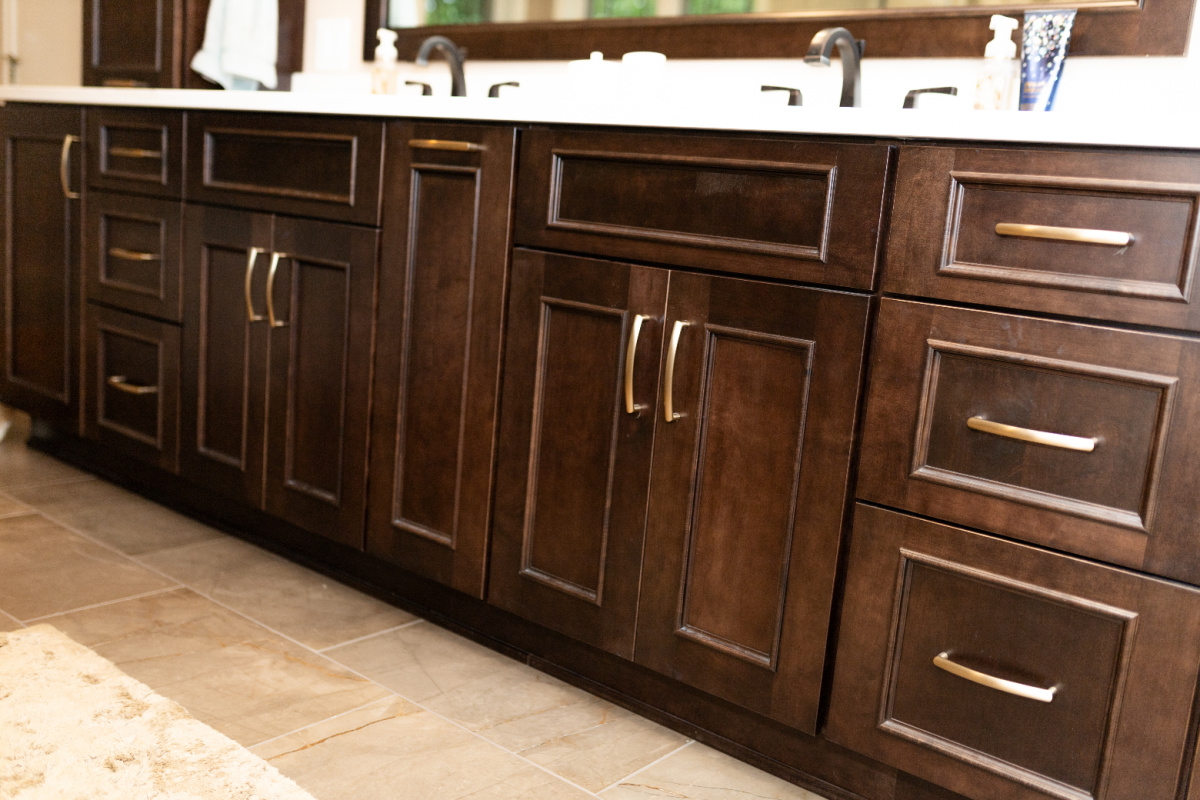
[
  {"left": 0, "top": 609, "right": 22, "bottom": 631},
  {"left": 6, "top": 477, "right": 224, "bottom": 556},
  {"left": 600, "top": 743, "right": 826, "bottom": 799},
  {"left": 0, "top": 513, "right": 177, "bottom": 620},
  {"left": 252, "top": 697, "right": 597, "bottom": 800},
  {"left": 0, "top": 444, "right": 92, "bottom": 488},
  {"left": 327, "top": 622, "right": 686, "bottom": 791},
  {"left": 43, "top": 587, "right": 390, "bottom": 746},
  {"left": 141, "top": 536, "right": 417, "bottom": 650}
]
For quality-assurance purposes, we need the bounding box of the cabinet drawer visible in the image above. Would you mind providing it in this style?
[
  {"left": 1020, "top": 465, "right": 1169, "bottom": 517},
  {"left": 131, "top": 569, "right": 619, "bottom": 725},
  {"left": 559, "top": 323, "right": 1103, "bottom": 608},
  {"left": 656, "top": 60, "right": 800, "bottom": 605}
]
[
  {"left": 885, "top": 145, "right": 1200, "bottom": 329},
  {"left": 87, "top": 108, "right": 183, "bottom": 197},
  {"left": 85, "top": 192, "right": 182, "bottom": 321},
  {"left": 84, "top": 304, "right": 180, "bottom": 472},
  {"left": 514, "top": 128, "right": 891, "bottom": 290},
  {"left": 858, "top": 299, "right": 1200, "bottom": 584},
  {"left": 827, "top": 504, "right": 1200, "bottom": 800},
  {"left": 186, "top": 112, "right": 384, "bottom": 226}
]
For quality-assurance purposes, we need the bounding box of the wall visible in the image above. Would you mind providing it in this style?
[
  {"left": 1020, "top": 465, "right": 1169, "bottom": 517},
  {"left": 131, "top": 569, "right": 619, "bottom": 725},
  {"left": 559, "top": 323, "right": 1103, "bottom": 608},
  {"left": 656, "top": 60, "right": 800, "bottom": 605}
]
[{"left": 13, "top": 0, "right": 81, "bottom": 85}]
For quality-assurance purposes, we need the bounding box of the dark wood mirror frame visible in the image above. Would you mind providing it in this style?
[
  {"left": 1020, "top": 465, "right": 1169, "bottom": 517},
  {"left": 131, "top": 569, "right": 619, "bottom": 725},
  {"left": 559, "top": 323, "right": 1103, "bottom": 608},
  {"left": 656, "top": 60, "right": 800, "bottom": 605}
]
[{"left": 364, "top": 0, "right": 1192, "bottom": 61}]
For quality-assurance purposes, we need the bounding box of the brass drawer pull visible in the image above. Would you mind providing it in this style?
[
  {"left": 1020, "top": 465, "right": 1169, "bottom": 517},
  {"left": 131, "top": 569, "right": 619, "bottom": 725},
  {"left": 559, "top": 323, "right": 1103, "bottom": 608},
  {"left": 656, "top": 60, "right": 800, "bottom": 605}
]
[
  {"left": 934, "top": 652, "right": 1057, "bottom": 703},
  {"left": 266, "top": 251, "right": 289, "bottom": 328},
  {"left": 101, "top": 79, "right": 149, "bottom": 88},
  {"left": 995, "top": 223, "right": 1132, "bottom": 247},
  {"left": 664, "top": 320, "right": 690, "bottom": 423},
  {"left": 108, "top": 247, "right": 159, "bottom": 262},
  {"left": 408, "top": 138, "right": 485, "bottom": 153},
  {"left": 967, "top": 416, "right": 1097, "bottom": 452},
  {"left": 59, "top": 135, "right": 80, "bottom": 200},
  {"left": 244, "top": 247, "right": 265, "bottom": 323},
  {"left": 107, "top": 375, "right": 158, "bottom": 395},
  {"left": 108, "top": 146, "right": 163, "bottom": 160},
  {"left": 625, "top": 314, "right": 651, "bottom": 414}
]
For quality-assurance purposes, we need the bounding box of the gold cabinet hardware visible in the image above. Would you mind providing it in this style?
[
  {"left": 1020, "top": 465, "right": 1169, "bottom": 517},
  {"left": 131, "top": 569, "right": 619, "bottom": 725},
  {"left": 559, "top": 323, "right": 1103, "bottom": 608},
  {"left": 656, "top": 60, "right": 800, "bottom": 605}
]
[
  {"left": 108, "top": 247, "right": 158, "bottom": 262},
  {"left": 625, "top": 314, "right": 650, "bottom": 414},
  {"left": 933, "top": 652, "right": 1056, "bottom": 703},
  {"left": 408, "top": 138, "right": 485, "bottom": 152},
  {"left": 266, "top": 252, "right": 289, "bottom": 328},
  {"left": 101, "top": 79, "right": 149, "bottom": 88},
  {"left": 995, "top": 223, "right": 1132, "bottom": 247},
  {"left": 59, "top": 135, "right": 80, "bottom": 200},
  {"left": 967, "top": 416, "right": 1097, "bottom": 452},
  {"left": 108, "top": 146, "right": 163, "bottom": 160},
  {"left": 664, "top": 320, "right": 690, "bottom": 423},
  {"left": 244, "top": 247, "right": 265, "bottom": 323},
  {"left": 106, "top": 375, "right": 158, "bottom": 395}
]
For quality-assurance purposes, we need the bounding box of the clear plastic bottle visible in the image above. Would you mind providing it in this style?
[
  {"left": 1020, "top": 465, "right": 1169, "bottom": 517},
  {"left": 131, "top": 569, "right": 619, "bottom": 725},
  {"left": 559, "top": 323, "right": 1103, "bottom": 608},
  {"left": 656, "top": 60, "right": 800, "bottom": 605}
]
[
  {"left": 372, "top": 29, "right": 400, "bottom": 95},
  {"left": 974, "top": 15, "right": 1020, "bottom": 111}
]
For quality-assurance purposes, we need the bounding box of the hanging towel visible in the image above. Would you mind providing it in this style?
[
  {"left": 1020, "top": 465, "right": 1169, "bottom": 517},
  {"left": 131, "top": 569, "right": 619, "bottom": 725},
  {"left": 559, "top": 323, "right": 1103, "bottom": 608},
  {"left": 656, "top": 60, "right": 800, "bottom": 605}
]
[{"left": 191, "top": 0, "right": 279, "bottom": 90}]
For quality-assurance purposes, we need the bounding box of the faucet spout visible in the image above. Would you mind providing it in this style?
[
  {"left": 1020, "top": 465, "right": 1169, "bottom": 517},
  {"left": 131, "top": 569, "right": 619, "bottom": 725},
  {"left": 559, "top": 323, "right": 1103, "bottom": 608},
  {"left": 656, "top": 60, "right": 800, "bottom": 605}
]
[
  {"left": 415, "top": 35, "right": 467, "bottom": 97},
  {"left": 804, "top": 27, "right": 864, "bottom": 108}
]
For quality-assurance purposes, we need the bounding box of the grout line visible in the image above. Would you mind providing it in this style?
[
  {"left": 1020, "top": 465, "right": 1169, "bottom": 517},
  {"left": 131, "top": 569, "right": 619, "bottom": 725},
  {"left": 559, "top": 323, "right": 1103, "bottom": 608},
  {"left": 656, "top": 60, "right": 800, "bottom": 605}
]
[
  {"left": 22, "top": 585, "right": 185, "bottom": 624},
  {"left": 317, "top": 618, "right": 426, "bottom": 653},
  {"left": 245, "top": 696, "right": 401, "bottom": 751},
  {"left": 596, "top": 740, "right": 694, "bottom": 795},
  {"left": 132, "top": 534, "right": 232, "bottom": 561},
  {"left": 0, "top": 473, "right": 97, "bottom": 493},
  {"left": 0, "top": 609, "right": 25, "bottom": 628}
]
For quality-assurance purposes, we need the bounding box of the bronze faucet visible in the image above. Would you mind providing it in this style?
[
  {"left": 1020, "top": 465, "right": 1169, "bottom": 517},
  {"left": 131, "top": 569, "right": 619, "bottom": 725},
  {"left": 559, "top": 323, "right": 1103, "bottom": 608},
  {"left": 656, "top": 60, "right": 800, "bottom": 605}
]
[
  {"left": 415, "top": 35, "right": 467, "bottom": 97},
  {"left": 804, "top": 27, "right": 865, "bottom": 108}
]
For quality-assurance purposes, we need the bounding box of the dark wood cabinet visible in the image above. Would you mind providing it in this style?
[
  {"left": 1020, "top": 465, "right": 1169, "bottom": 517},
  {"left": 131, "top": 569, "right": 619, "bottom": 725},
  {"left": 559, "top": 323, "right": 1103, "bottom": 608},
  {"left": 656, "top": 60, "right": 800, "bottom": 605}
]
[
  {"left": 365, "top": 123, "right": 517, "bottom": 598},
  {"left": 0, "top": 104, "right": 83, "bottom": 433}
]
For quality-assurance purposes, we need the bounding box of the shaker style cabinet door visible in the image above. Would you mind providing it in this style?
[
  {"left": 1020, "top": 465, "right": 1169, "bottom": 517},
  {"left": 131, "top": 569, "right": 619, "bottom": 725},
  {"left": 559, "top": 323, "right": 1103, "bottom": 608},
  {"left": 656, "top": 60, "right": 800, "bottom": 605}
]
[
  {"left": 83, "top": 0, "right": 182, "bottom": 88},
  {"left": 0, "top": 104, "right": 83, "bottom": 433},
  {"left": 634, "top": 273, "right": 871, "bottom": 735},
  {"left": 366, "top": 123, "right": 517, "bottom": 597},
  {"left": 488, "top": 249, "right": 668, "bottom": 658}
]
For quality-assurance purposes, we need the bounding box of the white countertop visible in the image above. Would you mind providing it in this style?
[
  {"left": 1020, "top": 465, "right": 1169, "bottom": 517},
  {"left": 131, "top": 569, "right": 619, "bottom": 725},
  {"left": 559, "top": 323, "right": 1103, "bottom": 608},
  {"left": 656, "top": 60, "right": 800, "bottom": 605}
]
[{"left": 1, "top": 85, "right": 1198, "bottom": 150}]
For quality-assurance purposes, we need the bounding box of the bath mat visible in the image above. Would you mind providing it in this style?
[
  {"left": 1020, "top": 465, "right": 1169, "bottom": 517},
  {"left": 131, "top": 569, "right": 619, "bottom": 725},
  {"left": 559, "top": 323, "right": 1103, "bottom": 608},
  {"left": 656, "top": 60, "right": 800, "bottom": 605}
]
[{"left": 0, "top": 624, "right": 317, "bottom": 800}]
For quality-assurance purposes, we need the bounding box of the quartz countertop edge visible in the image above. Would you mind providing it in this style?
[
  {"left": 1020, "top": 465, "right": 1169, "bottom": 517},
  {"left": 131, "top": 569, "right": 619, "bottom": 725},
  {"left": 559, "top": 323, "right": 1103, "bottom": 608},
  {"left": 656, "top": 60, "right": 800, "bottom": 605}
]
[{"left": 2, "top": 85, "right": 1198, "bottom": 150}]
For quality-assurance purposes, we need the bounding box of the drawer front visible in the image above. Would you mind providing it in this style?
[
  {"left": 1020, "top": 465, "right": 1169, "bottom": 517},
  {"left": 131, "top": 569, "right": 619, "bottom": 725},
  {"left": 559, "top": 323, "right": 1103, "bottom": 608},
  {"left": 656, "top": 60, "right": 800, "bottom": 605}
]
[
  {"left": 514, "top": 128, "right": 891, "bottom": 290},
  {"left": 87, "top": 108, "right": 183, "bottom": 197},
  {"left": 186, "top": 112, "right": 384, "bottom": 226},
  {"left": 885, "top": 145, "right": 1200, "bottom": 329},
  {"left": 826, "top": 504, "right": 1200, "bottom": 800},
  {"left": 858, "top": 298, "right": 1200, "bottom": 584},
  {"left": 84, "top": 304, "right": 180, "bottom": 472},
  {"left": 85, "top": 192, "right": 182, "bottom": 321}
]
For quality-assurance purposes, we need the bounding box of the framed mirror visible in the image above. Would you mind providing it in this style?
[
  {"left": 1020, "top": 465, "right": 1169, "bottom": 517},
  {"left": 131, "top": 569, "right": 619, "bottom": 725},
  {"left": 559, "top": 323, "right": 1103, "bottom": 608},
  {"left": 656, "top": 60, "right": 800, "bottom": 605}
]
[{"left": 364, "top": 0, "right": 1192, "bottom": 60}]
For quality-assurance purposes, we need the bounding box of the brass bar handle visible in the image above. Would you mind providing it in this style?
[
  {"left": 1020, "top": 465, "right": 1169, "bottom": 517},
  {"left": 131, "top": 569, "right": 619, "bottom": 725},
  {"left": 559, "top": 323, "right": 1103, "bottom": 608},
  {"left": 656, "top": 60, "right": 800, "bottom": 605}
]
[
  {"left": 101, "top": 79, "right": 149, "bottom": 88},
  {"left": 244, "top": 247, "right": 265, "bottom": 323},
  {"left": 266, "top": 251, "right": 289, "bottom": 328},
  {"left": 967, "top": 416, "right": 1096, "bottom": 453},
  {"left": 933, "top": 652, "right": 1056, "bottom": 703},
  {"left": 106, "top": 375, "right": 158, "bottom": 395},
  {"left": 625, "top": 314, "right": 650, "bottom": 414},
  {"left": 108, "top": 247, "right": 159, "bottom": 262},
  {"left": 995, "top": 223, "right": 1132, "bottom": 247},
  {"left": 664, "top": 320, "right": 690, "bottom": 423},
  {"left": 108, "top": 146, "right": 163, "bottom": 159},
  {"left": 59, "top": 135, "right": 80, "bottom": 200},
  {"left": 408, "top": 138, "right": 485, "bottom": 153}
]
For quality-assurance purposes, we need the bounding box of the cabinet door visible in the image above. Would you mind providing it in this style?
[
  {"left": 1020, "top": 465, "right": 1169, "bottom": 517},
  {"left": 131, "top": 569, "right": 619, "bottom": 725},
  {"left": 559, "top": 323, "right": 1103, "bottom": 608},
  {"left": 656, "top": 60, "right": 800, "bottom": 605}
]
[
  {"left": 263, "top": 216, "right": 378, "bottom": 548},
  {"left": 489, "top": 249, "right": 668, "bottom": 657},
  {"left": 83, "top": 0, "right": 182, "bottom": 88},
  {"left": 634, "top": 273, "right": 870, "bottom": 735},
  {"left": 0, "top": 104, "right": 82, "bottom": 432},
  {"left": 181, "top": 205, "right": 273, "bottom": 506},
  {"left": 366, "top": 123, "right": 516, "bottom": 595}
]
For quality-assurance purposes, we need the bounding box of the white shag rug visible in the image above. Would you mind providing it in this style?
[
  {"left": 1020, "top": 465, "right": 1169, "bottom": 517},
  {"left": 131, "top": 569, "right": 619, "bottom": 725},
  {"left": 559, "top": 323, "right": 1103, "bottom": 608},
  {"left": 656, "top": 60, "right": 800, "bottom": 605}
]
[{"left": 0, "top": 624, "right": 317, "bottom": 800}]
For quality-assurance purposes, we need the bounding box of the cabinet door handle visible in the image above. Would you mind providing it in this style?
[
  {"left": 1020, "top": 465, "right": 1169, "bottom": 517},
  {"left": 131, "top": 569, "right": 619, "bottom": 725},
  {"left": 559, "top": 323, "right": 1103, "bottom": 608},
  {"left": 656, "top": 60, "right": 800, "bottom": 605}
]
[
  {"left": 108, "top": 146, "right": 163, "bottom": 160},
  {"left": 266, "top": 251, "right": 289, "bottom": 328},
  {"left": 107, "top": 375, "right": 158, "bottom": 395},
  {"left": 933, "top": 652, "right": 1057, "bottom": 703},
  {"left": 664, "top": 320, "right": 690, "bottom": 423},
  {"left": 624, "top": 314, "right": 651, "bottom": 414},
  {"left": 244, "top": 247, "right": 265, "bottom": 323},
  {"left": 995, "top": 223, "right": 1132, "bottom": 247},
  {"left": 408, "top": 138, "right": 485, "bottom": 152},
  {"left": 108, "top": 247, "right": 159, "bottom": 262},
  {"left": 967, "top": 416, "right": 1096, "bottom": 452},
  {"left": 59, "top": 135, "right": 80, "bottom": 200},
  {"left": 101, "top": 79, "right": 149, "bottom": 88}
]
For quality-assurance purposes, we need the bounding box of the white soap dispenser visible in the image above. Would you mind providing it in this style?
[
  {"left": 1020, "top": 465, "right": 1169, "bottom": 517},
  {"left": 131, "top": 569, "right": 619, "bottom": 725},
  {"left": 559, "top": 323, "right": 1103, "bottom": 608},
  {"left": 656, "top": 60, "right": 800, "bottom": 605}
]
[
  {"left": 973, "top": 15, "right": 1020, "bottom": 111},
  {"left": 372, "top": 28, "right": 400, "bottom": 95}
]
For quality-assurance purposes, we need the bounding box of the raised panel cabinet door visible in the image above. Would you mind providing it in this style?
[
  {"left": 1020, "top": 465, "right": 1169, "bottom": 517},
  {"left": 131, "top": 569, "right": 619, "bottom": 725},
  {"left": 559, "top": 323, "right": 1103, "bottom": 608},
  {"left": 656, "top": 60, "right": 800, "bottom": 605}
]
[
  {"left": 366, "top": 123, "right": 517, "bottom": 596},
  {"left": 489, "top": 249, "right": 668, "bottom": 658},
  {"left": 180, "top": 204, "right": 273, "bottom": 507},
  {"left": 264, "top": 216, "right": 378, "bottom": 548},
  {"left": 84, "top": 0, "right": 182, "bottom": 88},
  {"left": 634, "top": 272, "right": 871, "bottom": 735},
  {"left": 0, "top": 104, "right": 82, "bottom": 432}
]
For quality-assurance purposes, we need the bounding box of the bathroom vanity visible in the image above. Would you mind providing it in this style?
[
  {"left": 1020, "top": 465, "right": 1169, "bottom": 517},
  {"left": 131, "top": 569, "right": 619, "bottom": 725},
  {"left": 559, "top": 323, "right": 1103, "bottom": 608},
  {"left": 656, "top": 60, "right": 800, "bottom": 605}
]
[{"left": 3, "top": 86, "right": 1199, "bottom": 800}]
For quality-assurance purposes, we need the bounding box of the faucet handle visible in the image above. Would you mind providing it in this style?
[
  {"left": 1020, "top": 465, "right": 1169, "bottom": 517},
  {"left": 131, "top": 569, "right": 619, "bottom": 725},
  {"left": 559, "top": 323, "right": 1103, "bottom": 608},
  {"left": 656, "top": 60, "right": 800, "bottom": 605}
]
[
  {"left": 902, "top": 86, "right": 958, "bottom": 109},
  {"left": 761, "top": 85, "right": 803, "bottom": 107},
  {"left": 488, "top": 81, "right": 520, "bottom": 98},
  {"left": 405, "top": 81, "right": 433, "bottom": 96}
]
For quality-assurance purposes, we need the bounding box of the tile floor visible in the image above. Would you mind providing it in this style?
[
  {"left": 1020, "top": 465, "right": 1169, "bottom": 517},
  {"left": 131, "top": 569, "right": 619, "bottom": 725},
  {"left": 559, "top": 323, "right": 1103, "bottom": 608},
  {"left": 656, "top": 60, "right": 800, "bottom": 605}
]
[{"left": 0, "top": 413, "right": 827, "bottom": 800}]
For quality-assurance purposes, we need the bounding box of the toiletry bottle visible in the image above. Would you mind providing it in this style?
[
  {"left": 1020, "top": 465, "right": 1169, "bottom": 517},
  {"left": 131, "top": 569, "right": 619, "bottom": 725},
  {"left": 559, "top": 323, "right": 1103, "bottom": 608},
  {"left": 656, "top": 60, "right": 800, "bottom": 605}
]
[
  {"left": 372, "top": 28, "right": 400, "bottom": 95},
  {"left": 973, "top": 15, "right": 1019, "bottom": 111}
]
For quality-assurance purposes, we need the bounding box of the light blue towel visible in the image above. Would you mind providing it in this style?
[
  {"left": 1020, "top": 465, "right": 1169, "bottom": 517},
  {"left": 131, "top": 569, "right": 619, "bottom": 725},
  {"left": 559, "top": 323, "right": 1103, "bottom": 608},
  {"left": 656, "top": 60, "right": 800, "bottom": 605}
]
[{"left": 191, "top": 0, "right": 279, "bottom": 90}]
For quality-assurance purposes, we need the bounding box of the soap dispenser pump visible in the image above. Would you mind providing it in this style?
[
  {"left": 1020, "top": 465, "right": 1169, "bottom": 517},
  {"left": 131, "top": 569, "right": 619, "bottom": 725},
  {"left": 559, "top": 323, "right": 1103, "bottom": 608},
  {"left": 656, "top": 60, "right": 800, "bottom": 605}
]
[
  {"left": 973, "top": 14, "right": 1019, "bottom": 110},
  {"left": 372, "top": 28, "right": 400, "bottom": 95}
]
